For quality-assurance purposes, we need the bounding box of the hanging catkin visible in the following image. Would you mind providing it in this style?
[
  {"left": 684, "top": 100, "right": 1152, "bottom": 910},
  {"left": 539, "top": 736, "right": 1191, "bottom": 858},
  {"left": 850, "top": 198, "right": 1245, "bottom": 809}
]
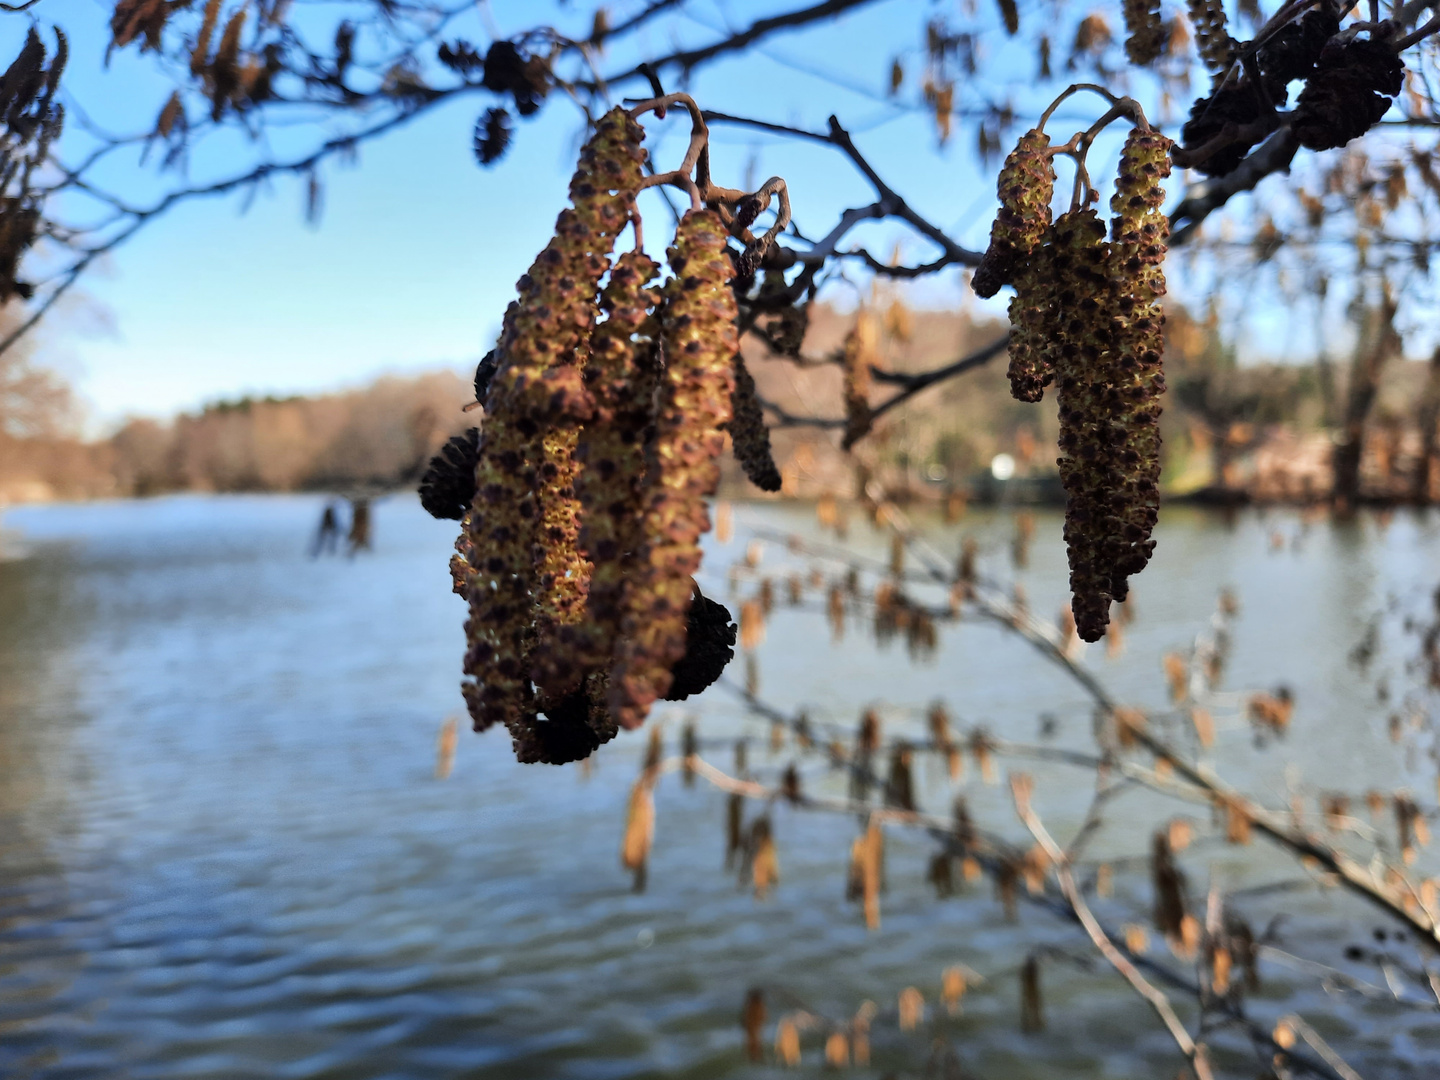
[
  {"left": 608, "top": 209, "right": 739, "bottom": 728},
  {"left": 1186, "top": 0, "right": 1235, "bottom": 70},
  {"left": 534, "top": 249, "right": 660, "bottom": 695},
  {"left": 1105, "top": 128, "right": 1171, "bottom": 606},
  {"left": 1123, "top": 0, "right": 1164, "bottom": 65},
  {"left": 1050, "top": 207, "right": 1121, "bottom": 641},
  {"left": 972, "top": 129, "right": 1053, "bottom": 299},
  {"left": 729, "top": 353, "right": 783, "bottom": 491},
  {"left": 458, "top": 107, "right": 644, "bottom": 744}
]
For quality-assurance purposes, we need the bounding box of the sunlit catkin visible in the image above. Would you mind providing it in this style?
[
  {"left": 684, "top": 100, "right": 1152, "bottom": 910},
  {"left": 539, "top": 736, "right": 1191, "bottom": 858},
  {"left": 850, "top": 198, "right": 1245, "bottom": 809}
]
[
  {"left": 973, "top": 129, "right": 1054, "bottom": 299},
  {"left": 609, "top": 210, "right": 739, "bottom": 727},
  {"left": 622, "top": 777, "right": 655, "bottom": 891},
  {"left": 898, "top": 986, "right": 924, "bottom": 1032},
  {"left": 461, "top": 107, "right": 643, "bottom": 741},
  {"left": 550, "top": 250, "right": 661, "bottom": 694}
]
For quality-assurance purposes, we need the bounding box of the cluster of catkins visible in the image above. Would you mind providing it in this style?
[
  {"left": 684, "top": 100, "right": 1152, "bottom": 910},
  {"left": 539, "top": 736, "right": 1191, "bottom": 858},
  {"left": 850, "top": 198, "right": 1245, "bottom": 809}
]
[
  {"left": 974, "top": 126, "right": 1172, "bottom": 642},
  {"left": 419, "top": 107, "right": 754, "bottom": 764},
  {"left": 1180, "top": 3, "right": 1404, "bottom": 174}
]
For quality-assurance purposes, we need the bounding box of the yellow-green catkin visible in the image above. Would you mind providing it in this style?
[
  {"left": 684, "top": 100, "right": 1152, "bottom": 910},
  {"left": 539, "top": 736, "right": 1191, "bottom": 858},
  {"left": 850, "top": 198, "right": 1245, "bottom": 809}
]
[
  {"left": 459, "top": 106, "right": 644, "bottom": 746},
  {"left": 608, "top": 210, "right": 739, "bottom": 728},
  {"left": 1006, "top": 239, "right": 1057, "bottom": 403},
  {"left": 972, "top": 130, "right": 1054, "bottom": 299},
  {"left": 1105, "top": 128, "right": 1171, "bottom": 605}
]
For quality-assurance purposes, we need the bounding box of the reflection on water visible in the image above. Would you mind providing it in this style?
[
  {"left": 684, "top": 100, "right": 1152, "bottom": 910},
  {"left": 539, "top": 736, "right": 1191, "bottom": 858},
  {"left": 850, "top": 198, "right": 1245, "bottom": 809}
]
[{"left": 0, "top": 495, "right": 1438, "bottom": 1078}]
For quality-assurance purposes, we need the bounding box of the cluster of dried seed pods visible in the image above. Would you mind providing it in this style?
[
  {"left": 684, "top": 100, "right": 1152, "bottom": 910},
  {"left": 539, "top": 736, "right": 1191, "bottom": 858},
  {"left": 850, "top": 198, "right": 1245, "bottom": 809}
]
[
  {"left": 428, "top": 106, "right": 756, "bottom": 763},
  {"left": 979, "top": 122, "right": 1172, "bottom": 641}
]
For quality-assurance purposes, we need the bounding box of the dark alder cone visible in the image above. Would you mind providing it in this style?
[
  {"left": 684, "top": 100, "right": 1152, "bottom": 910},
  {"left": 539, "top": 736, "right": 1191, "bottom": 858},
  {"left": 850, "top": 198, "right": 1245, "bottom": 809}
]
[
  {"left": 480, "top": 40, "right": 548, "bottom": 115},
  {"left": 456, "top": 107, "right": 643, "bottom": 745},
  {"left": 609, "top": 210, "right": 739, "bottom": 728},
  {"left": 728, "top": 353, "right": 783, "bottom": 492},
  {"left": 419, "top": 428, "right": 480, "bottom": 520},
  {"left": 0, "top": 28, "right": 65, "bottom": 305},
  {"left": 1180, "top": 86, "right": 1266, "bottom": 178},
  {"left": 437, "top": 39, "right": 484, "bottom": 75},
  {"left": 665, "top": 587, "right": 738, "bottom": 700},
  {"left": 1105, "top": 128, "right": 1171, "bottom": 606},
  {"left": 1256, "top": 9, "right": 1339, "bottom": 87},
  {"left": 751, "top": 270, "right": 808, "bottom": 356},
  {"left": 1151, "top": 830, "right": 1188, "bottom": 939},
  {"left": 1050, "top": 208, "right": 1121, "bottom": 642},
  {"left": 1292, "top": 39, "right": 1404, "bottom": 152},
  {"left": 1123, "top": 0, "right": 1164, "bottom": 65},
  {"left": 473, "top": 347, "right": 499, "bottom": 402},
  {"left": 1006, "top": 236, "right": 1057, "bottom": 402},
  {"left": 972, "top": 130, "right": 1054, "bottom": 299},
  {"left": 473, "top": 106, "right": 512, "bottom": 166}
]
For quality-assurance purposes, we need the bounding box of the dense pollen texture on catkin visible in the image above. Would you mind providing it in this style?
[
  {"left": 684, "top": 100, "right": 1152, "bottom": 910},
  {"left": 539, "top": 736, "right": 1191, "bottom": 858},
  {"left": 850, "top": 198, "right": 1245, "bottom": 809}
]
[
  {"left": 608, "top": 209, "right": 739, "bottom": 729},
  {"left": 454, "top": 107, "right": 644, "bottom": 754},
  {"left": 536, "top": 249, "right": 662, "bottom": 698},
  {"left": 971, "top": 129, "right": 1052, "bottom": 300}
]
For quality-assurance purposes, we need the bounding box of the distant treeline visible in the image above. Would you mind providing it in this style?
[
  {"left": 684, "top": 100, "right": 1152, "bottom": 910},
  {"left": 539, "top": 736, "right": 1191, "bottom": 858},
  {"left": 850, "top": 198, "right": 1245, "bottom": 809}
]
[{"left": 1, "top": 370, "right": 474, "bottom": 503}]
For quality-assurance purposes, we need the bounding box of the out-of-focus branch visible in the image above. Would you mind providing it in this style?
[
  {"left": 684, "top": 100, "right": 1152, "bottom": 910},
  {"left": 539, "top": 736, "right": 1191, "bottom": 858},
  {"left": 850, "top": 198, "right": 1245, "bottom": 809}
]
[
  {"left": 1170, "top": 129, "right": 1301, "bottom": 246},
  {"left": 1011, "top": 775, "right": 1216, "bottom": 1080}
]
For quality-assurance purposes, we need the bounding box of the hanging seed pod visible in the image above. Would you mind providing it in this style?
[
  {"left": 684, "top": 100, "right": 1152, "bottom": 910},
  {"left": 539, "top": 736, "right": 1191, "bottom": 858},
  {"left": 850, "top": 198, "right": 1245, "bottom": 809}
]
[
  {"left": 775, "top": 1015, "right": 801, "bottom": 1067},
  {"left": 462, "top": 107, "right": 644, "bottom": 741},
  {"left": 1186, "top": 0, "right": 1235, "bottom": 70},
  {"left": 841, "top": 310, "right": 879, "bottom": 449},
  {"left": 928, "top": 852, "right": 954, "bottom": 897},
  {"left": 729, "top": 353, "right": 783, "bottom": 491},
  {"left": 681, "top": 721, "right": 698, "bottom": 785},
  {"left": 1051, "top": 208, "right": 1120, "bottom": 641},
  {"left": 1123, "top": 0, "right": 1164, "bottom": 65},
  {"left": 824, "top": 1031, "right": 849, "bottom": 1068},
  {"left": 973, "top": 130, "right": 1054, "bottom": 299},
  {"left": 726, "top": 791, "right": 745, "bottom": 868},
  {"left": 742, "top": 989, "right": 766, "bottom": 1063},
  {"left": 419, "top": 428, "right": 481, "bottom": 520},
  {"left": 886, "top": 742, "right": 916, "bottom": 811},
  {"left": 862, "top": 820, "right": 884, "bottom": 929},
  {"left": 942, "top": 966, "right": 967, "bottom": 1014},
  {"left": 1020, "top": 956, "right": 1044, "bottom": 1033},
  {"left": 781, "top": 763, "right": 802, "bottom": 803},
  {"left": 898, "top": 986, "right": 924, "bottom": 1032},
  {"left": 1105, "top": 128, "right": 1171, "bottom": 608},
  {"left": 609, "top": 210, "right": 739, "bottom": 728},
  {"left": 1151, "top": 830, "right": 1188, "bottom": 940},
  {"left": 750, "top": 816, "right": 779, "bottom": 897},
  {"left": 622, "top": 777, "right": 655, "bottom": 891}
]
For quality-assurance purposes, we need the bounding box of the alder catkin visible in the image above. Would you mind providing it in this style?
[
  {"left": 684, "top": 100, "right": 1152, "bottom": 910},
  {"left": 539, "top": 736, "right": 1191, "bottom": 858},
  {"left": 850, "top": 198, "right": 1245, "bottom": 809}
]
[
  {"left": 1123, "top": 0, "right": 1164, "bottom": 64},
  {"left": 1105, "top": 128, "right": 1171, "bottom": 605},
  {"left": 1186, "top": 0, "right": 1235, "bottom": 70},
  {"left": 459, "top": 107, "right": 644, "bottom": 744},
  {"left": 535, "top": 250, "right": 660, "bottom": 695},
  {"left": 729, "top": 353, "right": 783, "bottom": 491},
  {"left": 972, "top": 130, "right": 1054, "bottom": 299},
  {"left": 842, "top": 310, "right": 879, "bottom": 449},
  {"left": 608, "top": 209, "right": 739, "bottom": 728},
  {"left": 1050, "top": 208, "right": 1120, "bottom": 641},
  {"left": 1006, "top": 233, "right": 1057, "bottom": 403}
]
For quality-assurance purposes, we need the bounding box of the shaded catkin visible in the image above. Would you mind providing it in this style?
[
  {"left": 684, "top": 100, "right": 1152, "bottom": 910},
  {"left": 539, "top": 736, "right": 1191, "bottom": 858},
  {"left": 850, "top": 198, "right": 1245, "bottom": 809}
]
[
  {"left": 1050, "top": 208, "right": 1120, "bottom": 641},
  {"left": 1186, "top": 0, "right": 1235, "bottom": 70},
  {"left": 1123, "top": 0, "right": 1164, "bottom": 65},
  {"left": 536, "top": 250, "right": 660, "bottom": 696},
  {"left": 841, "top": 310, "right": 879, "bottom": 449},
  {"left": 1105, "top": 128, "right": 1172, "bottom": 605},
  {"left": 1006, "top": 235, "right": 1057, "bottom": 402},
  {"left": 608, "top": 209, "right": 739, "bottom": 728},
  {"left": 460, "top": 107, "right": 644, "bottom": 743},
  {"left": 972, "top": 130, "right": 1053, "bottom": 299},
  {"left": 729, "top": 353, "right": 783, "bottom": 491}
]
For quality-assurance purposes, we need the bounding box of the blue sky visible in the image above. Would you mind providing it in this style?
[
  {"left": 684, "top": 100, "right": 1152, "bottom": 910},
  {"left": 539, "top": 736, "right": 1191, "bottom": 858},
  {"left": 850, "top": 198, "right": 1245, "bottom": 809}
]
[{"left": 6, "top": 0, "right": 1370, "bottom": 430}]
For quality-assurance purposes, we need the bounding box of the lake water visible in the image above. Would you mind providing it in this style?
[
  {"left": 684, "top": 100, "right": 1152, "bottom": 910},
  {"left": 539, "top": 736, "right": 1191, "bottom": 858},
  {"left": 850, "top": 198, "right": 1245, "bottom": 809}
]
[{"left": 2, "top": 494, "right": 1439, "bottom": 1079}]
